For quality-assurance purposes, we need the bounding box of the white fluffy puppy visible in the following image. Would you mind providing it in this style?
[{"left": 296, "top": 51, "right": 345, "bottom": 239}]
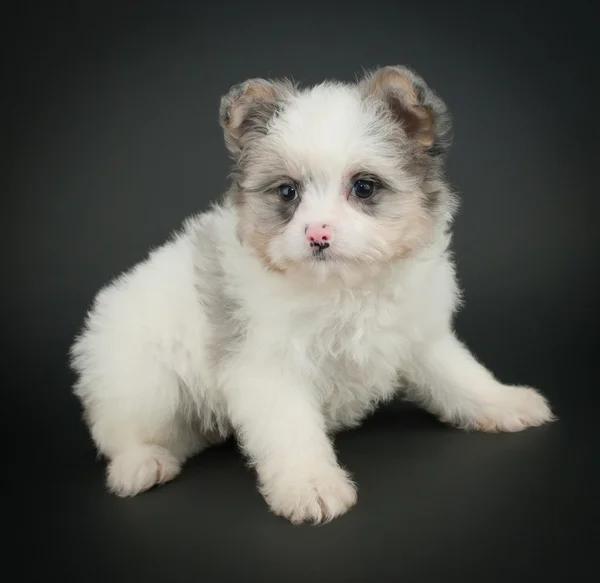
[{"left": 70, "top": 66, "right": 554, "bottom": 524}]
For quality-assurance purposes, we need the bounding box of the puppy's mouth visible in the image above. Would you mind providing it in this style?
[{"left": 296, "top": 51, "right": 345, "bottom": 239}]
[{"left": 310, "top": 241, "right": 331, "bottom": 261}]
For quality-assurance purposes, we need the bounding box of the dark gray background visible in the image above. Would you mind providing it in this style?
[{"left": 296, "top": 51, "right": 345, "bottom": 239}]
[{"left": 4, "top": 1, "right": 599, "bottom": 581}]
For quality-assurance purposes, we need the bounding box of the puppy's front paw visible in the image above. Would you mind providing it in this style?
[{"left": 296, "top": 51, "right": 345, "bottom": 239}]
[
  {"left": 262, "top": 465, "right": 358, "bottom": 525},
  {"left": 107, "top": 445, "right": 181, "bottom": 497},
  {"left": 469, "top": 385, "right": 555, "bottom": 433}
]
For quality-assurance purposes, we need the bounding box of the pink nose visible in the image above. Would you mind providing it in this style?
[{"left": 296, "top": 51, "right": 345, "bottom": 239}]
[{"left": 306, "top": 224, "right": 333, "bottom": 244}]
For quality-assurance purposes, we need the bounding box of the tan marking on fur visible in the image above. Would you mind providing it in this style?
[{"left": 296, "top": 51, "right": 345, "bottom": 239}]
[
  {"left": 370, "top": 69, "right": 435, "bottom": 148},
  {"left": 474, "top": 417, "right": 538, "bottom": 433},
  {"left": 226, "top": 113, "right": 241, "bottom": 133},
  {"left": 226, "top": 82, "right": 278, "bottom": 133},
  {"left": 234, "top": 200, "right": 288, "bottom": 274},
  {"left": 474, "top": 419, "right": 500, "bottom": 432},
  {"left": 244, "top": 83, "right": 278, "bottom": 102},
  {"left": 250, "top": 230, "right": 288, "bottom": 274},
  {"left": 317, "top": 495, "right": 328, "bottom": 520},
  {"left": 385, "top": 198, "right": 436, "bottom": 260},
  {"left": 373, "top": 68, "right": 419, "bottom": 105},
  {"left": 413, "top": 109, "right": 435, "bottom": 147}
]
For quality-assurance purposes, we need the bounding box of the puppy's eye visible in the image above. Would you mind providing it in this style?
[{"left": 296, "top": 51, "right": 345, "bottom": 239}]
[
  {"left": 279, "top": 184, "right": 297, "bottom": 202},
  {"left": 351, "top": 179, "right": 376, "bottom": 199}
]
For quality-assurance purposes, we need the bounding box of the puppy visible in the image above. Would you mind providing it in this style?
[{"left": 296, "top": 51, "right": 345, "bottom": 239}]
[{"left": 70, "top": 66, "right": 554, "bottom": 524}]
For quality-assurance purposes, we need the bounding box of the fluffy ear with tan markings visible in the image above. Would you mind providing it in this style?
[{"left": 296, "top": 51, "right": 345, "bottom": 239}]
[
  {"left": 360, "top": 66, "right": 452, "bottom": 158},
  {"left": 219, "top": 78, "right": 297, "bottom": 156}
]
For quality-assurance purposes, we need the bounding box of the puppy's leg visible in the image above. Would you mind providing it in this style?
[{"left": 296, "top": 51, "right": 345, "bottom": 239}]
[
  {"left": 76, "top": 361, "right": 205, "bottom": 497},
  {"left": 224, "top": 359, "right": 357, "bottom": 524},
  {"left": 405, "top": 332, "right": 555, "bottom": 432}
]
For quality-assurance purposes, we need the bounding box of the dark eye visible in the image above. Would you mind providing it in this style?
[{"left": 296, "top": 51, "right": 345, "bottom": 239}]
[
  {"left": 351, "top": 179, "right": 376, "bottom": 199},
  {"left": 279, "top": 184, "right": 297, "bottom": 202}
]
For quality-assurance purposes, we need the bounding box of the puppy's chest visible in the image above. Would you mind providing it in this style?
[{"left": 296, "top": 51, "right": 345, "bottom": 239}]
[{"left": 291, "top": 292, "right": 408, "bottom": 389}]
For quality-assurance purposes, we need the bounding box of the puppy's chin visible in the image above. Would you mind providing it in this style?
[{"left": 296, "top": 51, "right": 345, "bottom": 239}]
[
  {"left": 259, "top": 246, "right": 395, "bottom": 288},
  {"left": 300, "top": 256, "right": 393, "bottom": 287}
]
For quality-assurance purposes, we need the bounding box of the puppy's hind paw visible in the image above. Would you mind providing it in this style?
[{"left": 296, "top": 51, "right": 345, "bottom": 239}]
[{"left": 468, "top": 386, "right": 556, "bottom": 433}]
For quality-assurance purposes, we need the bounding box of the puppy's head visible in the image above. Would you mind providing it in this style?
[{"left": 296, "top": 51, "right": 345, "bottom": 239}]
[{"left": 220, "top": 66, "right": 453, "bottom": 277}]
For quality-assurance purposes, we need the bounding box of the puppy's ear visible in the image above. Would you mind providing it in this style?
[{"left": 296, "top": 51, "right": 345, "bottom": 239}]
[
  {"left": 219, "top": 78, "right": 296, "bottom": 156},
  {"left": 359, "top": 66, "right": 451, "bottom": 157}
]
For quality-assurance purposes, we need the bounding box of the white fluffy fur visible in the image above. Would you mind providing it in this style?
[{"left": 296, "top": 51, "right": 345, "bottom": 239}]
[{"left": 70, "top": 72, "right": 554, "bottom": 524}]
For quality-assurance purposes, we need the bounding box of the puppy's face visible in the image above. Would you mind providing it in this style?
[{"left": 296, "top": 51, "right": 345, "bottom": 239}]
[{"left": 220, "top": 67, "right": 452, "bottom": 277}]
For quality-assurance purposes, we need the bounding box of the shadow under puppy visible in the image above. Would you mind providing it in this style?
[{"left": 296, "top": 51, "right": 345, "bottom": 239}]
[{"left": 70, "top": 65, "right": 554, "bottom": 524}]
